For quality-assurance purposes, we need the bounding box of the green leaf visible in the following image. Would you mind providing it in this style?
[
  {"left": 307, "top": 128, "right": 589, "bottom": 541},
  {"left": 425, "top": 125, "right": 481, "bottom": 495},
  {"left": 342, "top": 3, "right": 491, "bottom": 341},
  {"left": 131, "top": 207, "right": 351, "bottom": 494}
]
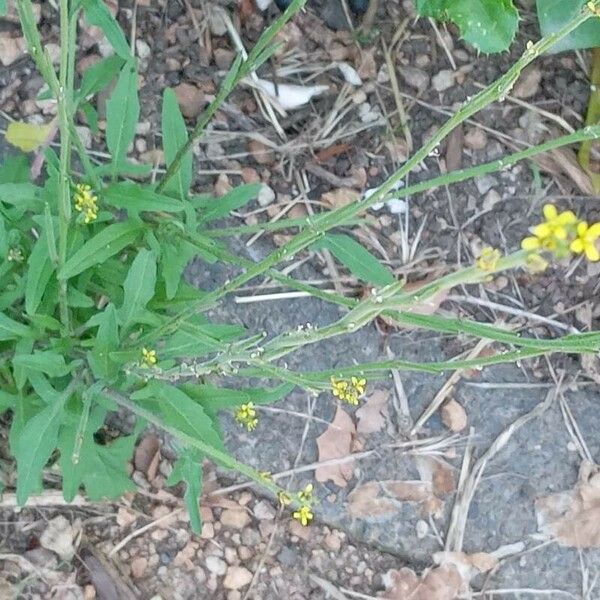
[
  {"left": 183, "top": 383, "right": 293, "bottom": 411},
  {"left": 0, "top": 313, "right": 32, "bottom": 341},
  {"left": 76, "top": 54, "right": 125, "bottom": 104},
  {"left": 15, "top": 382, "right": 67, "bottom": 504},
  {"left": 0, "top": 390, "right": 17, "bottom": 412},
  {"left": 416, "top": 0, "right": 519, "bottom": 53},
  {"left": 0, "top": 0, "right": 6, "bottom": 16},
  {"left": 132, "top": 382, "right": 225, "bottom": 453},
  {"left": 119, "top": 249, "right": 156, "bottom": 329},
  {"left": 87, "top": 304, "right": 119, "bottom": 380},
  {"left": 196, "top": 184, "right": 261, "bottom": 223},
  {"left": 25, "top": 232, "right": 55, "bottom": 315},
  {"left": 59, "top": 221, "right": 142, "bottom": 280},
  {"left": 58, "top": 407, "right": 138, "bottom": 501},
  {"left": 160, "top": 240, "right": 196, "bottom": 300},
  {"left": 0, "top": 155, "right": 30, "bottom": 184},
  {"left": 312, "top": 233, "right": 395, "bottom": 286},
  {"left": 161, "top": 328, "right": 231, "bottom": 360},
  {"left": 106, "top": 63, "right": 140, "bottom": 178},
  {"left": 103, "top": 182, "right": 185, "bottom": 214},
  {"left": 13, "top": 351, "right": 71, "bottom": 378},
  {"left": 537, "top": 0, "right": 600, "bottom": 52},
  {"left": 162, "top": 88, "right": 193, "bottom": 200},
  {"left": 81, "top": 0, "right": 131, "bottom": 60},
  {"left": 167, "top": 450, "right": 203, "bottom": 533}
]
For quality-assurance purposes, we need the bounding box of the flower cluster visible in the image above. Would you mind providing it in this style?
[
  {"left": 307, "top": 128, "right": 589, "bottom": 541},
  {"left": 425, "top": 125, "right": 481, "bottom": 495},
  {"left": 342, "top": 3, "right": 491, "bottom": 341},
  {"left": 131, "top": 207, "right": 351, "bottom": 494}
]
[
  {"left": 476, "top": 247, "right": 501, "bottom": 272},
  {"left": 292, "top": 483, "right": 314, "bottom": 526},
  {"left": 330, "top": 376, "right": 366, "bottom": 405},
  {"left": 73, "top": 183, "right": 99, "bottom": 224},
  {"left": 587, "top": 1, "right": 600, "bottom": 17},
  {"left": 234, "top": 402, "right": 258, "bottom": 431},
  {"left": 521, "top": 204, "right": 600, "bottom": 262},
  {"left": 141, "top": 347, "right": 157, "bottom": 367}
]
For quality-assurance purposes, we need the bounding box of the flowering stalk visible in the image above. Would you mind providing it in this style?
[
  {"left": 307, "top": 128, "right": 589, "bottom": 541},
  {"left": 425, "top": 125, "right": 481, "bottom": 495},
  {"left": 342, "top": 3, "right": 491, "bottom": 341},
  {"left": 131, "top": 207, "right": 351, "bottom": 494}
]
[{"left": 146, "top": 1, "right": 600, "bottom": 343}]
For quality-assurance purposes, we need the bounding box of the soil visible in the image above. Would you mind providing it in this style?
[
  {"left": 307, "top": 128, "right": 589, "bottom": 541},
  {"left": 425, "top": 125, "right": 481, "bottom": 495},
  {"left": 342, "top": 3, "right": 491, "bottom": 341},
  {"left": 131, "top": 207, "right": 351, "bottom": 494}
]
[{"left": 1, "top": 0, "right": 600, "bottom": 598}]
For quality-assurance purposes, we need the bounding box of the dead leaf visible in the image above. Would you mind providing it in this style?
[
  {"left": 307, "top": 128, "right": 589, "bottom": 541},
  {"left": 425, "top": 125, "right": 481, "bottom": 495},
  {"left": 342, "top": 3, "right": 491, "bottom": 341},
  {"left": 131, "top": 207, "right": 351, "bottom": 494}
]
[
  {"left": 5, "top": 120, "right": 56, "bottom": 152},
  {"left": 315, "top": 406, "right": 355, "bottom": 487},
  {"left": 321, "top": 187, "right": 361, "bottom": 209},
  {"left": 415, "top": 455, "right": 455, "bottom": 497},
  {"left": 433, "top": 551, "right": 498, "bottom": 581},
  {"left": 382, "top": 564, "right": 464, "bottom": 600},
  {"left": 444, "top": 126, "right": 464, "bottom": 172},
  {"left": 535, "top": 461, "right": 600, "bottom": 548},
  {"left": 440, "top": 399, "right": 467, "bottom": 432},
  {"left": 40, "top": 516, "right": 79, "bottom": 561},
  {"left": 581, "top": 353, "right": 600, "bottom": 385},
  {"left": 356, "top": 390, "right": 389, "bottom": 434},
  {"left": 347, "top": 477, "right": 444, "bottom": 519},
  {"left": 347, "top": 482, "right": 397, "bottom": 518},
  {"left": 134, "top": 435, "right": 161, "bottom": 481}
]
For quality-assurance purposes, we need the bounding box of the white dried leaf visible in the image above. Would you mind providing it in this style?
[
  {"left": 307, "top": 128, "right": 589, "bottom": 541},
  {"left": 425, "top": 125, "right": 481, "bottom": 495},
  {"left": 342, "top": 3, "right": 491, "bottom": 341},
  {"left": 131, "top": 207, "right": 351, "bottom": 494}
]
[
  {"left": 254, "top": 78, "right": 329, "bottom": 110},
  {"left": 337, "top": 62, "right": 362, "bottom": 86}
]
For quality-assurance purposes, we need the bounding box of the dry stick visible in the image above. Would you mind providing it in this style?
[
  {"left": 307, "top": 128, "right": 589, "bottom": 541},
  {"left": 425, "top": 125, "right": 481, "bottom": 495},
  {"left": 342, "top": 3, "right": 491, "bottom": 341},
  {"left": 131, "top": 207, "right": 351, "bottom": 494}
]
[
  {"left": 445, "top": 382, "right": 560, "bottom": 553},
  {"left": 410, "top": 337, "right": 493, "bottom": 436}
]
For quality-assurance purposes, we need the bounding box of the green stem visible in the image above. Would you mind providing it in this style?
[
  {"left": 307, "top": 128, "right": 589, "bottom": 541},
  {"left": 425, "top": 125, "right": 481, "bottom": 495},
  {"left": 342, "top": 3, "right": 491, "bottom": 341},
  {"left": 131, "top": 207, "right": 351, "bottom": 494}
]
[
  {"left": 56, "top": 0, "right": 73, "bottom": 331},
  {"left": 144, "top": 122, "right": 600, "bottom": 345},
  {"left": 155, "top": 0, "right": 306, "bottom": 193},
  {"left": 104, "top": 387, "right": 300, "bottom": 506}
]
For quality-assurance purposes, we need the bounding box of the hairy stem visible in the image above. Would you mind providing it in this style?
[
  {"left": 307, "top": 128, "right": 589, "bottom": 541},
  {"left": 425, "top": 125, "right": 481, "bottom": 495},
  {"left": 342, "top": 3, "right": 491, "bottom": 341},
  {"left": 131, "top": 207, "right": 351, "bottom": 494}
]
[
  {"left": 142, "top": 120, "right": 600, "bottom": 345},
  {"left": 56, "top": 0, "right": 73, "bottom": 331}
]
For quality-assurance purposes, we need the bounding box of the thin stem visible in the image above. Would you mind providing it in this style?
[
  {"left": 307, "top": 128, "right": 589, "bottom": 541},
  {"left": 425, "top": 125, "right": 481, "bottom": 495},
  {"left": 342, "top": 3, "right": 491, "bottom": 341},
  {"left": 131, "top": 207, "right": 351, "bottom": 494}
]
[
  {"left": 142, "top": 123, "right": 600, "bottom": 345},
  {"left": 104, "top": 387, "right": 300, "bottom": 506},
  {"left": 56, "top": 0, "right": 72, "bottom": 331},
  {"left": 155, "top": 0, "right": 306, "bottom": 193}
]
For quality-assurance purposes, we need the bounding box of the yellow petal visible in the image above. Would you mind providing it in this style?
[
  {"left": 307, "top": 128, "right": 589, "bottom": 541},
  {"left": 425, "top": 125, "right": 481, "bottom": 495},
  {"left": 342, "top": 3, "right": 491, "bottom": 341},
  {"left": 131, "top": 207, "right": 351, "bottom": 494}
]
[
  {"left": 588, "top": 222, "right": 600, "bottom": 238},
  {"left": 554, "top": 226, "right": 568, "bottom": 240},
  {"left": 533, "top": 223, "right": 551, "bottom": 238},
  {"left": 5, "top": 120, "right": 55, "bottom": 152},
  {"left": 577, "top": 221, "right": 589, "bottom": 237},
  {"left": 557, "top": 210, "right": 576, "bottom": 225},
  {"left": 585, "top": 244, "right": 600, "bottom": 262},
  {"left": 521, "top": 237, "right": 540, "bottom": 250},
  {"left": 570, "top": 239, "right": 584, "bottom": 254},
  {"left": 543, "top": 204, "right": 557, "bottom": 220}
]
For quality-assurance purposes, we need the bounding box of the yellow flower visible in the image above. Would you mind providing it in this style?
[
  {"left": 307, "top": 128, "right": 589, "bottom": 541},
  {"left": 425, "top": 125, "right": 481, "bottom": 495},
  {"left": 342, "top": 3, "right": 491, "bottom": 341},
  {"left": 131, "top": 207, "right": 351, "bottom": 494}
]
[
  {"left": 330, "top": 376, "right": 367, "bottom": 405},
  {"left": 141, "top": 347, "right": 157, "bottom": 367},
  {"left": 570, "top": 221, "right": 600, "bottom": 262},
  {"left": 234, "top": 402, "right": 258, "bottom": 431},
  {"left": 521, "top": 204, "right": 577, "bottom": 254},
  {"left": 73, "top": 183, "right": 99, "bottom": 224},
  {"left": 298, "top": 483, "right": 313, "bottom": 503},
  {"left": 277, "top": 491, "right": 291, "bottom": 507},
  {"left": 292, "top": 504, "right": 313, "bottom": 526},
  {"left": 330, "top": 377, "right": 349, "bottom": 400},
  {"left": 258, "top": 471, "right": 272, "bottom": 482},
  {"left": 476, "top": 247, "right": 501, "bottom": 272},
  {"left": 351, "top": 377, "right": 366, "bottom": 396}
]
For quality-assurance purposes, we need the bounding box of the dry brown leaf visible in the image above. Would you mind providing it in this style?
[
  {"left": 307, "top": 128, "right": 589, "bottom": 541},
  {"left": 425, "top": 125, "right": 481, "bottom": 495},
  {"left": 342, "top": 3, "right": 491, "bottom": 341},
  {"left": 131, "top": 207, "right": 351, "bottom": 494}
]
[
  {"left": 433, "top": 551, "right": 498, "bottom": 580},
  {"left": 415, "top": 455, "right": 455, "bottom": 496},
  {"left": 382, "top": 565, "right": 464, "bottom": 600},
  {"left": 535, "top": 461, "right": 600, "bottom": 548},
  {"left": 321, "top": 187, "right": 361, "bottom": 209},
  {"left": 315, "top": 407, "right": 355, "bottom": 487},
  {"left": 134, "top": 435, "right": 161, "bottom": 481},
  {"left": 444, "top": 125, "right": 464, "bottom": 172},
  {"left": 581, "top": 353, "right": 600, "bottom": 385},
  {"left": 356, "top": 390, "right": 389, "bottom": 434},
  {"left": 347, "top": 482, "right": 397, "bottom": 518},
  {"left": 440, "top": 399, "right": 467, "bottom": 432}
]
